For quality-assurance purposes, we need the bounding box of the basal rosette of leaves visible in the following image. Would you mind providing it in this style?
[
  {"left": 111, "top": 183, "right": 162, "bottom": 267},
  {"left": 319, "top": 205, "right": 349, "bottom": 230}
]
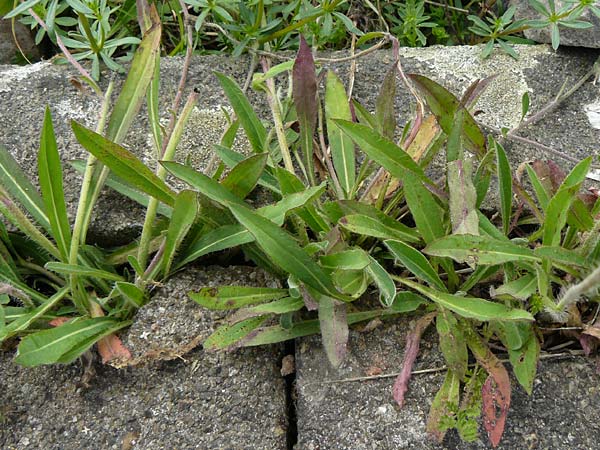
[{"left": 1, "top": 5, "right": 600, "bottom": 446}]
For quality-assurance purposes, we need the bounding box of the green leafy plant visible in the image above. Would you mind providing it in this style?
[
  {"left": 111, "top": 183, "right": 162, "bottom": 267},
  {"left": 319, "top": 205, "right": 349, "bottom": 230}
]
[{"left": 125, "top": 37, "right": 600, "bottom": 446}]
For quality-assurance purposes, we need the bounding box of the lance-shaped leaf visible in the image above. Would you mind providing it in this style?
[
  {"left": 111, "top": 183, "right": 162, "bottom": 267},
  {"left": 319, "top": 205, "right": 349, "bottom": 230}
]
[
  {"left": 404, "top": 171, "right": 445, "bottom": 244},
  {"left": 228, "top": 203, "right": 346, "bottom": 300},
  {"left": 215, "top": 73, "right": 267, "bottom": 154},
  {"left": 366, "top": 256, "right": 396, "bottom": 307},
  {"left": 203, "top": 316, "right": 268, "bottom": 350},
  {"left": 495, "top": 322, "right": 539, "bottom": 394},
  {"left": 385, "top": 239, "right": 446, "bottom": 292},
  {"left": 334, "top": 120, "right": 430, "bottom": 183},
  {"left": 447, "top": 159, "right": 479, "bottom": 236},
  {"left": 240, "top": 309, "right": 401, "bottom": 346},
  {"left": 407, "top": 74, "right": 485, "bottom": 156},
  {"left": 0, "top": 287, "right": 69, "bottom": 341},
  {"left": 319, "top": 248, "right": 370, "bottom": 270},
  {"left": 229, "top": 297, "right": 304, "bottom": 324},
  {"left": 0, "top": 144, "right": 50, "bottom": 232},
  {"left": 293, "top": 36, "right": 318, "bottom": 183},
  {"left": 494, "top": 140, "right": 512, "bottom": 235},
  {"left": 106, "top": 5, "right": 161, "bottom": 143},
  {"left": 375, "top": 65, "right": 397, "bottom": 139},
  {"left": 425, "top": 234, "right": 538, "bottom": 265},
  {"left": 340, "top": 214, "right": 420, "bottom": 243},
  {"left": 221, "top": 153, "right": 268, "bottom": 198},
  {"left": 215, "top": 145, "right": 280, "bottom": 194},
  {"left": 72, "top": 122, "right": 176, "bottom": 206},
  {"left": 543, "top": 156, "right": 592, "bottom": 247},
  {"left": 318, "top": 294, "right": 349, "bottom": 368},
  {"left": 325, "top": 71, "right": 355, "bottom": 197},
  {"left": 14, "top": 317, "right": 131, "bottom": 366},
  {"left": 436, "top": 308, "right": 468, "bottom": 379},
  {"left": 189, "top": 286, "right": 289, "bottom": 310},
  {"left": 491, "top": 273, "right": 537, "bottom": 301},
  {"left": 38, "top": 108, "right": 71, "bottom": 261},
  {"left": 162, "top": 190, "right": 198, "bottom": 276},
  {"left": 427, "top": 369, "right": 461, "bottom": 442},
  {"left": 44, "top": 262, "right": 125, "bottom": 281},
  {"left": 399, "top": 278, "right": 533, "bottom": 321}
]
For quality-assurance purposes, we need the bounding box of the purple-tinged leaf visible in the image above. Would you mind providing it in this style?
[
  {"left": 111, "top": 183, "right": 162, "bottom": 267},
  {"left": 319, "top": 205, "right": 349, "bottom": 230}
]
[
  {"left": 318, "top": 294, "right": 349, "bottom": 368},
  {"left": 393, "top": 312, "right": 436, "bottom": 408},
  {"left": 448, "top": 159, "right": 479, "bottom": 235},
  {"left": 293, "top": 36, "right": 318, "bottom": 183},
  {"left": 375, "top": 65, "right": 397, "bottom": 139},
  {"left": 466, "top": 326, "right": 511, "bottom": 448},
  {"left": 407, "top": 74, "right": 485, "bottom": 157}
]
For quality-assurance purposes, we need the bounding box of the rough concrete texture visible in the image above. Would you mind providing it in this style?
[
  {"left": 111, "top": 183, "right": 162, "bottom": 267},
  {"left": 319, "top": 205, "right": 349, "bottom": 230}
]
[
  {"left": 0, "top": 20, "right": 40, "bottom": 64},
  {"left": 1, "top": 45, "right": 600, "bottom": 244},
  {"left": 513, "top": 0, "right": 600, "bottom": 48},
  {"left": 0, "top": 266, "right": 288, "bottom": 450},
  {"left": 296, "top": 321, "right": 600, "bottom": 450}
]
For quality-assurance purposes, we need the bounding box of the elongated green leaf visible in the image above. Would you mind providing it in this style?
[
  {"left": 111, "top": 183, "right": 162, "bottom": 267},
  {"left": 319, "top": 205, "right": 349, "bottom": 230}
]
[
  {"left": 399, "top": 278, "right": 534, "bottom": 321},
  {"left": 70, "top": 160, "right": 173, "bottom": 217},
  {"left": 543, "top": 157, "right": 592, "bottom": 246},
  {"left": 325, "top": 71, "right": 355, "bottom": 197},
  {"left": 495, "top": 140, "right": 512, "bottom": 235},
  {"left": 203, "top": 316, "right": 267, "bottom": 350},
  {"left": 190, "top": 286, "right": 289, "bottom": 310},
  {"left": 175, "top": 225, "right": 253, "bottom": 269},
  {"left": 492, "top": 273, "right": 537, "bottom": 301},
  {"left": 503, "top": 323, "right": 539, "bottom": 394},
  {"left": 340, "top": 214, "right": 420, "bottom": 243},
  {"left": 215, "top": 145, "right": 280, "bottom": 194},
  {"left": 45, "top": 262, "right": 125, "bottom": 281},
  {"left": 0, "top": 287, "right": 69, "bottom": 341},
  {"left": 318, "top": 294, "right": 349, "bottom": 368},
  {"left": 215, "top": 72, "right": 267, "bottom": 154},
  {"left": 427, "top": 369, "right": 461, "bottom": 442},
  {"left": 0, "top": 144, "right": 50, "bottom": 232},
  {"left": 38, "top": 108, "right": 71, "bottom": 261},
  {"left": 240, "top": 309, "right": 400, "bottom": 346},
  {"left": 447, "top": 159, "right": 478, "bottom": 235},
  {"left": 526, "top": 163, "right": 550, "bottom": 211},
  {"left": 319, "top": 248, "right": 370, "bottom": 270},
  {"left": 162, "top": 190, "right": 198, "bottom": 276},
  {"left": 15, "top": 317, "right": 131, "bottom": 366},
  {"left": 408, "top": 74, "right": 485, "bottom": 156},
  {"left": 115, "top": 281, "right": 146, "bottom": 308},
  {"left": 391, "top": 291, "right": 428, "bottom": 312},
  {"left": 534, "top": 246, "right": 590, "bottom": 268},
  {"left": 72, "top": 122, "right": 176, "bottom": 206},
  {"left": 228, "top": 203, "right": 346, "bottom": 300},
  {"left": 366, "top": 256, "right": 396, "bottom": 307},
  {"left": 259, "top": 185, "right": 325, "bottom": 225},
  {"left": 221, "top": 153, "right": 268, "bottom": 198},
  {"left": 106, "top": 10, "right": 161, "bottom": 143},
  {"left": 404, "top": 171, "right": 446, "bottom": 244},
  {"left": 385, "top": 240, "right": 447, "bottom": 292},
  {"left": 161, "top": 161, "right": 244, "bottom": 207},
  {"left": 229, "top": 297, "right": 304, "bottom": 324},
  {"left": 436, "top": 308, "right": 468, "bottom": 379},
  {"left": 425, "top": 234, "right": 538, "bottom": 265},
  {"left": 334, "top": 120, "right": 430, "bottom": 183}
]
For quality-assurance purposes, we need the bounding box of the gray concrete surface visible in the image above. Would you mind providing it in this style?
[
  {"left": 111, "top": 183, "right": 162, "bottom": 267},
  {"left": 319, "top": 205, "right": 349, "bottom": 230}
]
[{"left": 0, "top": 266, "right": 288, "bottom": 449}]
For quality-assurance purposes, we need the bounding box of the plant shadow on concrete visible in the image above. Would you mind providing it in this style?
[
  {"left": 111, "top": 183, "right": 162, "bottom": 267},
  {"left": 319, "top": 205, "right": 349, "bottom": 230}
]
[{"left": 1, "top": 3, "right": 600, "bottom": 448}]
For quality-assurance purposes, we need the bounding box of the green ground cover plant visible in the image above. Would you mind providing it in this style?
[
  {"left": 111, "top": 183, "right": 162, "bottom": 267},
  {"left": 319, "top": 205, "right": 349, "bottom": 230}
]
[
  {"left": 1, "top": 2, "right": 600, "bottom": 447},
  {"left": 3, "top": 0, "right": 600, "bottom": 76}
]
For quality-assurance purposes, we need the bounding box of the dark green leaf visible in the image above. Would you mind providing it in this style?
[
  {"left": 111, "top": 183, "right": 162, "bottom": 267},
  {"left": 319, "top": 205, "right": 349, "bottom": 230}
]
[
  {"left": 189, "top": 286, "right": 289, "bottom": 310},
  {"left": 385, "top": 239, "right": 446, "bottom": 292}
]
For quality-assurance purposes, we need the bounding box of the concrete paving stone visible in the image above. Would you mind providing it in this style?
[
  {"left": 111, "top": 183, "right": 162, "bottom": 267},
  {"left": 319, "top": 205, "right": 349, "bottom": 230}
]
[
  {"left": 295, "top": 319, "right": 600, "bottom": 450},
  {"left": 0, "top": 266, "right": 288, "bottom": 449},
  {"left": 1, "top": 45, "right": 599, "bottom": 245}
]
